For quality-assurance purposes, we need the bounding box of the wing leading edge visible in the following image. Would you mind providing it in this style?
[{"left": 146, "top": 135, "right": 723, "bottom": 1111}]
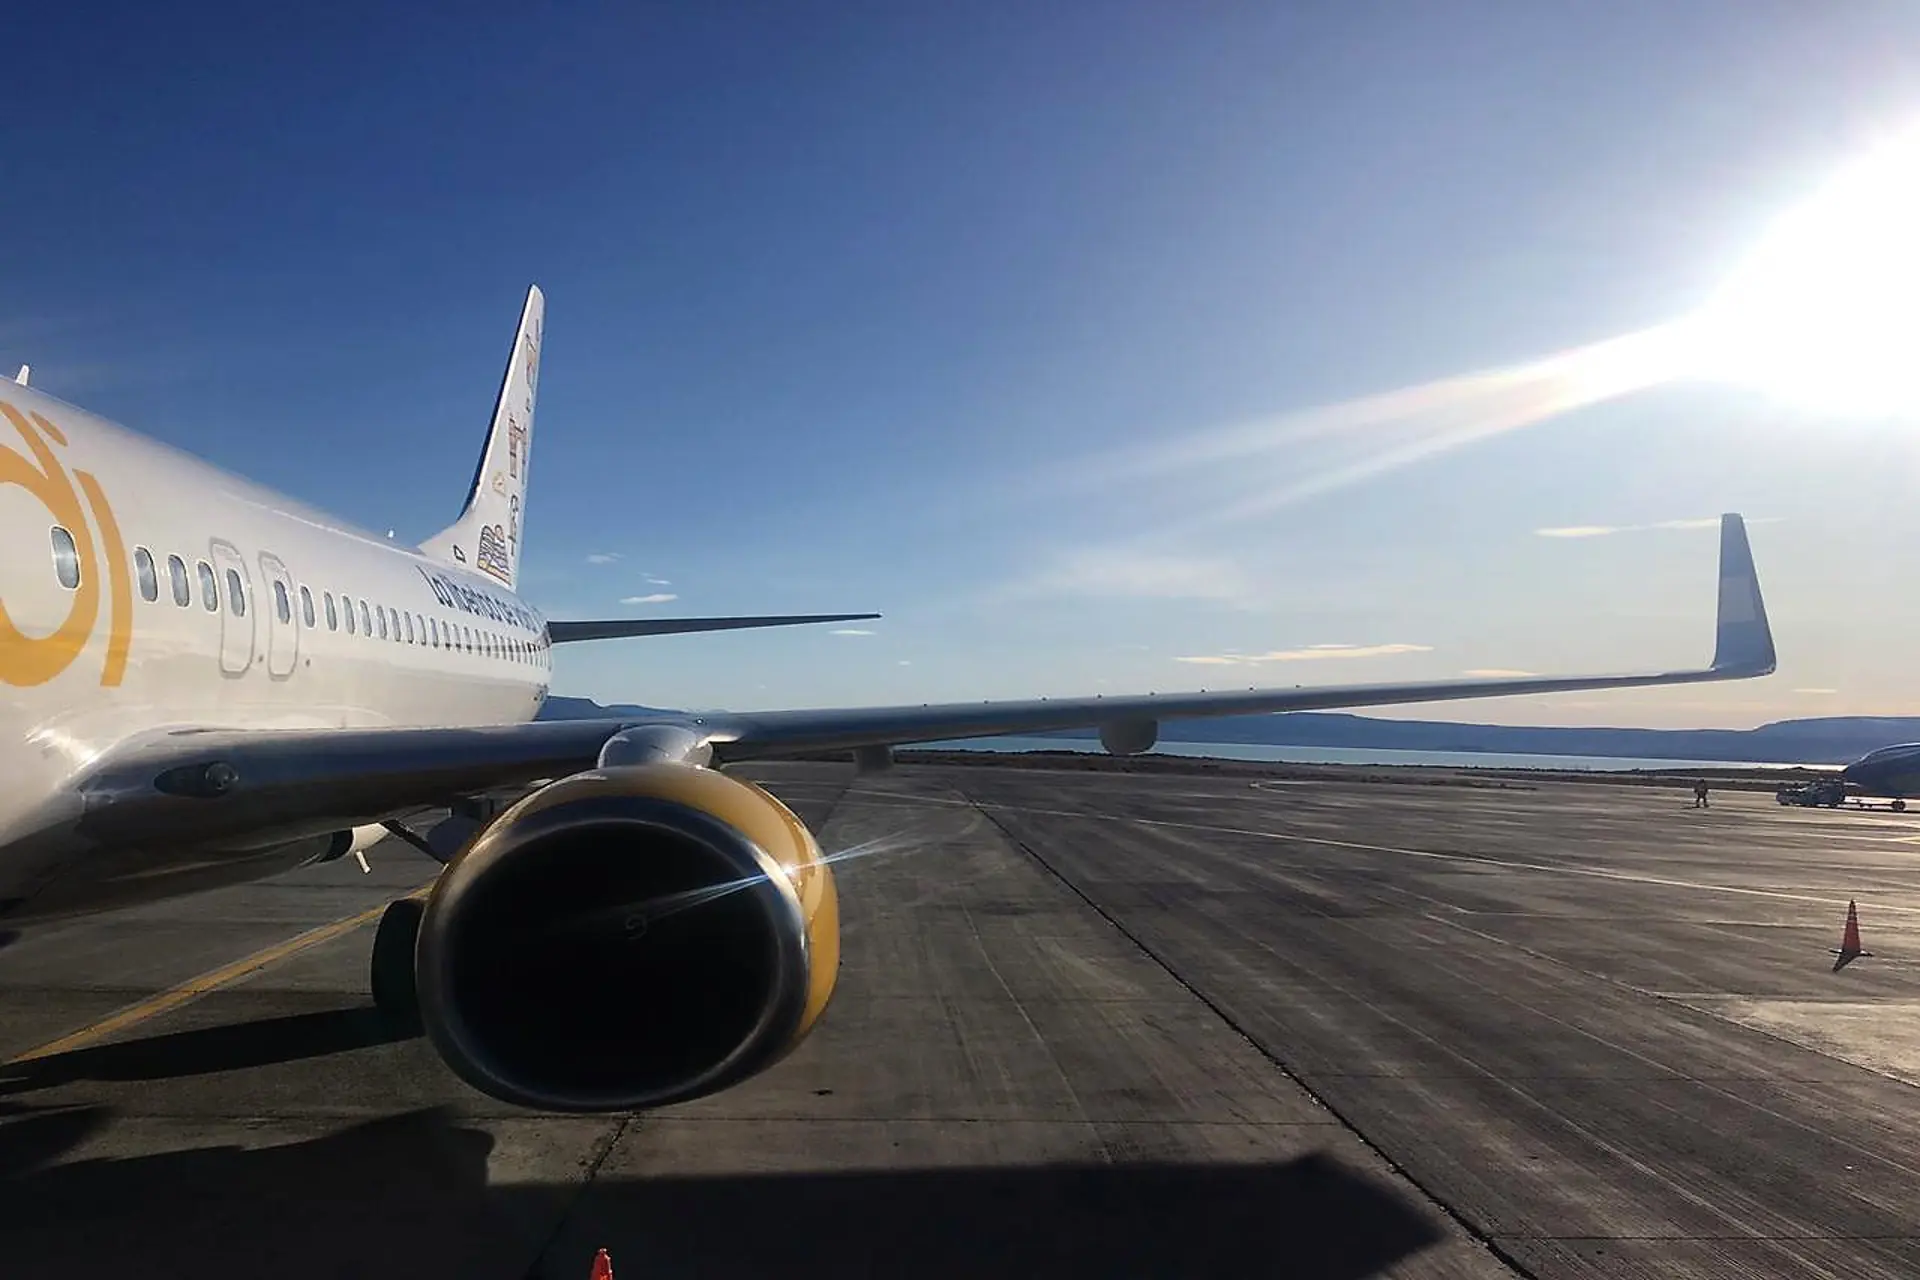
[{"left": 698, "top": 512, "right": 1775, "bottom": 760}]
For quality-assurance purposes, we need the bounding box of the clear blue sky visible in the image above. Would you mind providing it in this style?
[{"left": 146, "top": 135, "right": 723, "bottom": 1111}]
[{"left": 10, "top": 2, "right": 1920, "bottom": 726}]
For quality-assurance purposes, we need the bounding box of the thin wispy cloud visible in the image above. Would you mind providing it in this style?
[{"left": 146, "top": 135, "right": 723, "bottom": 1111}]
[
  {"left": 644, "top": 575, "right": 672, "bottom": 586},
  {"left": 1054, "top": 323, "right": 1692, "bottom": 531},
  {"left": 585, "top": 552, "right": 622, "bottom": 565},
  {"left": 1535, "top": 517, "right": 1721, "bottom": 539},
  {"left": 830, "top": 628, "right": 876, "bottom": 636},
  {"left": 1023, "top": 549, "right": 1252, "bottom": 601},
  {"left": 1794, "top": 687, "right": 1838, "bottom": 695},
  {"left": 1463, "top": 668, "right": 1536, "bottom": 677},
  {"left": 619, "top": 593, "right": 678, "bottom": 605},
  {"left": 1175, "top": 642, "right": 1432, "bottom": 666}
]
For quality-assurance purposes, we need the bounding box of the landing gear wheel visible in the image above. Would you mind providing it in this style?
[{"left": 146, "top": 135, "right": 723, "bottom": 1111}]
[
  {"left": 1895, "top": 800, "right": 1908, "bottom": 813},
  {"left": 370, "top": 898, "right": 424, "bottom": 1027}
]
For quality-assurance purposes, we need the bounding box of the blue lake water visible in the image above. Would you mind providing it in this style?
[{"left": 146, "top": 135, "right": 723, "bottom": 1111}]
[{"left": 915, "top": 736, "right": 1824, "bottom": 772}]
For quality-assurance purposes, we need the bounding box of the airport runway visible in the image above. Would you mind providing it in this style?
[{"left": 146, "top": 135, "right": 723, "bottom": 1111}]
[{"left": 5, "top": 762, "right": 1920, "bottom": 1278}]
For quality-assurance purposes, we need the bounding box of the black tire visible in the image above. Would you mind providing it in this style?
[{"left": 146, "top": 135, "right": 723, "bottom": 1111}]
[
  {"left": 370, "top": 898, "right": 424, "bottom": 1026},
  {"left": 1896, "top": 800, "right": 1908, "bottom": 813}
]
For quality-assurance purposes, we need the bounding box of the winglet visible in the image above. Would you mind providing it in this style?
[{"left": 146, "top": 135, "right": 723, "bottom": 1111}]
[{"left": 1710, "top": 513, "right": 1775, "bottom": 676}]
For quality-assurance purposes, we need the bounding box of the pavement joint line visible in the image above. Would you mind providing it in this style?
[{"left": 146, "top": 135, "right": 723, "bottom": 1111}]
[
  {"left": 971, "top": 801, "right": 1541, "bottom": 1280},
  {"left": 525, "top": 1113, "right": 635, "bottom": 1279},
  {"left": 886, "top": 791, "right": 1920, "bottom": 916},
  {"left": 3, "top": 884, "right": 433, "bottom": 1066},
  {"left": 1397, "top": 913, "right": 1920, "bottom": 1189}
]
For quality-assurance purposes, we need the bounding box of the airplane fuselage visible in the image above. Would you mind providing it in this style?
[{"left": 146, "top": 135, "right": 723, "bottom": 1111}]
[
  {"left": 0, "top": 385, "right": 551, "bottom": 916},
  {"left": 1842, "top": 743, "right": 1920, "bottom": 801}
]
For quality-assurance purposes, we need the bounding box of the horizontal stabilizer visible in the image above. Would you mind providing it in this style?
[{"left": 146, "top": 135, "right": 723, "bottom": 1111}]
[{"left": 548, "top": 612, "right": 881, "bottom": 644}]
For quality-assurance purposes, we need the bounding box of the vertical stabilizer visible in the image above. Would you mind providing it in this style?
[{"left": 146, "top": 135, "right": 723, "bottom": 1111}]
[
  {"left": 13, "top": 365, "right": 27, "bottom": 386},
  {"left": 420, "top": 285, "right": 543, "bottom": 589}
]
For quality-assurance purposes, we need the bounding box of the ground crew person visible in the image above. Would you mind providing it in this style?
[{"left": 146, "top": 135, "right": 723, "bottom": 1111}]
[{"left": 1693, "top": 781, "right": 1710, "bottom": 809}]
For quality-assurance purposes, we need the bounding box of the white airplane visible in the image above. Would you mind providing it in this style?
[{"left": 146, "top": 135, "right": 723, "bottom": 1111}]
[{"left": 0, "top": 286, "right": 1777, "bottom": 1112}]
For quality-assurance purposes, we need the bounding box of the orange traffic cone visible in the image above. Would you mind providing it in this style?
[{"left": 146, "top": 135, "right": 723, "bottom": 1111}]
[
  {"left": 589, "top": 1248, "right": 614, "bottom": 1280},
  {"left": 1831, "top": 900, "right": 1872, "bottom": 971}
]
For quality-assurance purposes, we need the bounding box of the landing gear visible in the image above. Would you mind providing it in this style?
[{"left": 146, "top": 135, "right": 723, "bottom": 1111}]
[
  {"left": 1895, "top": 799, "right": 1908, "bottom": 813},
  {"left": 370, "top": 898, "right": 424, "bottom": 1026}
]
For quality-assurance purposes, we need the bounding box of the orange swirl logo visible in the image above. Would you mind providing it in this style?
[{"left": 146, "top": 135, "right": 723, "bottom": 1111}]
[{"left": 0, "top": 400, "right": 131, "bottom": 688}]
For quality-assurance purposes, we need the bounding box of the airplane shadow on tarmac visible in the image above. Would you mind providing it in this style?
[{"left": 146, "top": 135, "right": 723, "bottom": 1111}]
[
  {"left": 0, "top": 1008, "right": 1448, "bottom": 1277},
  {"left": 0, "top": 1099, "right": 1449, "bottom": 1279},
  {"left": 0, "top": 1006, "right": 419, "bottom": 1093}
]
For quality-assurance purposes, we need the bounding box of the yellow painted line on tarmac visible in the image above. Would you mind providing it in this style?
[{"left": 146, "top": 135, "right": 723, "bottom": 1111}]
[{"left": 4, "top": 884, "right": 433, "bottom": 1066}]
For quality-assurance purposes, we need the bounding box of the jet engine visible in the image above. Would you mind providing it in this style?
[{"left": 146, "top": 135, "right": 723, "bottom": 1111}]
[{"left": 412, "top": 763, "right": 839, "bottom": 1112}]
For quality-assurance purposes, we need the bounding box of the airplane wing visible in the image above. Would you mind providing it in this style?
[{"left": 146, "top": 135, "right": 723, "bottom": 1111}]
[
  {"left": 700, "top": 512, "right": 1774, "bottom": 759},
  {"left": 548, "top": 613, "right": 880, "bottom": 643},
  {"left": 57, "top": 515, "right": 1772, "bottom": 858}
]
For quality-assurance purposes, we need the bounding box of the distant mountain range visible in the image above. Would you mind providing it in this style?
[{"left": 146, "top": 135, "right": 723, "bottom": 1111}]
[{"left": 536, "top": 696, "right": 1920, "bottom": 765}]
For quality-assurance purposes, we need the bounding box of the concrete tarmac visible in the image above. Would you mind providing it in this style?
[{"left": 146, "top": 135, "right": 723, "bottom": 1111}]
[{"left": 4, "top": 762, "right": 1919, "bottom": 1278}]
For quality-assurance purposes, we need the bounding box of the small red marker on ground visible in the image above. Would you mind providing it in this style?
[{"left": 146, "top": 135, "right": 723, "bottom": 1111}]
[
  {"left": 590, "top": 1248, "right": 614, "bottom": 1279},
  {"left": 1831, "top": 899, "right": 1872, "bottom": 972}
]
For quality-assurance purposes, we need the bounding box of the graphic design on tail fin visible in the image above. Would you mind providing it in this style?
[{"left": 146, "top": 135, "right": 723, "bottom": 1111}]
[{"left": 420, "top": 285, "right": 544, "bottom": 590}]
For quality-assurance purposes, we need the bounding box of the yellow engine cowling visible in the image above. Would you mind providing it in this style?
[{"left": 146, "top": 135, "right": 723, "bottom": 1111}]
[{"left": 414, "top": 763, "right": 839, "bottom": 1112}]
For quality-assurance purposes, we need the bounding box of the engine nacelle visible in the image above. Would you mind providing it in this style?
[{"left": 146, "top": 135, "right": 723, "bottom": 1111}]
[{"left": 414, "top": 764, "right": 840, "bottom": 1112}]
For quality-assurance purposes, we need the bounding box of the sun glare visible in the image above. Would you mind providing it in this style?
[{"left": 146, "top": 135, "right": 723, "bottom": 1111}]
[{"left": 1684, "top": 124, "right": 1920, "bottom": 415}]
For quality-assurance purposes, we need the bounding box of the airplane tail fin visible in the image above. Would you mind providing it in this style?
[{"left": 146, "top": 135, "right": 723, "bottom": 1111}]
[{"left": 420, "top": 285, "right": 544, "bottom": 589}]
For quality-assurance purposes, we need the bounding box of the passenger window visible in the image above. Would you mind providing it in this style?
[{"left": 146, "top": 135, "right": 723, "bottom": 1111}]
[
  {"left": 50, "top": 526, "right": 80, "bottom": 589},
  {"left": 197, "top": 561, "right": 218, "bottom": 612},
  {"left": 134, "top": 547, "right": 159, "bottom": 602},
  {"left": 377, "top": 608, "right": 388, "bottom": 641},
  {"left": 344, "top": 597, "right": 356, "bottom": 634},
  {"left": 359, "top": 600, "right": 372, "bottom": 635},
  {"left": 226, "top": 569, "right": 246, "bottom": 617},
  {"left": 389, "top": 608, "right": 401, "bottom": 642},
  {"left": 405, "top": 612, "right": 416, "bottom": 644},
  {"left": 168, "top": 555, "right": 190, "bottom": 607},
  {"left": 431, "top": 617, "right": 440, "bottom": 647},
  {"left": 300, "top": 586, "right": 315, "bottom": 628},
  {"left": 273, "top": 580, "right": 291, "bottom": 624},
  {"left": 463, "top": 625, "right": 473, "bottom": 652},
  {"left": 325, "top": 592, "right": 338, "bottom": 631}
]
